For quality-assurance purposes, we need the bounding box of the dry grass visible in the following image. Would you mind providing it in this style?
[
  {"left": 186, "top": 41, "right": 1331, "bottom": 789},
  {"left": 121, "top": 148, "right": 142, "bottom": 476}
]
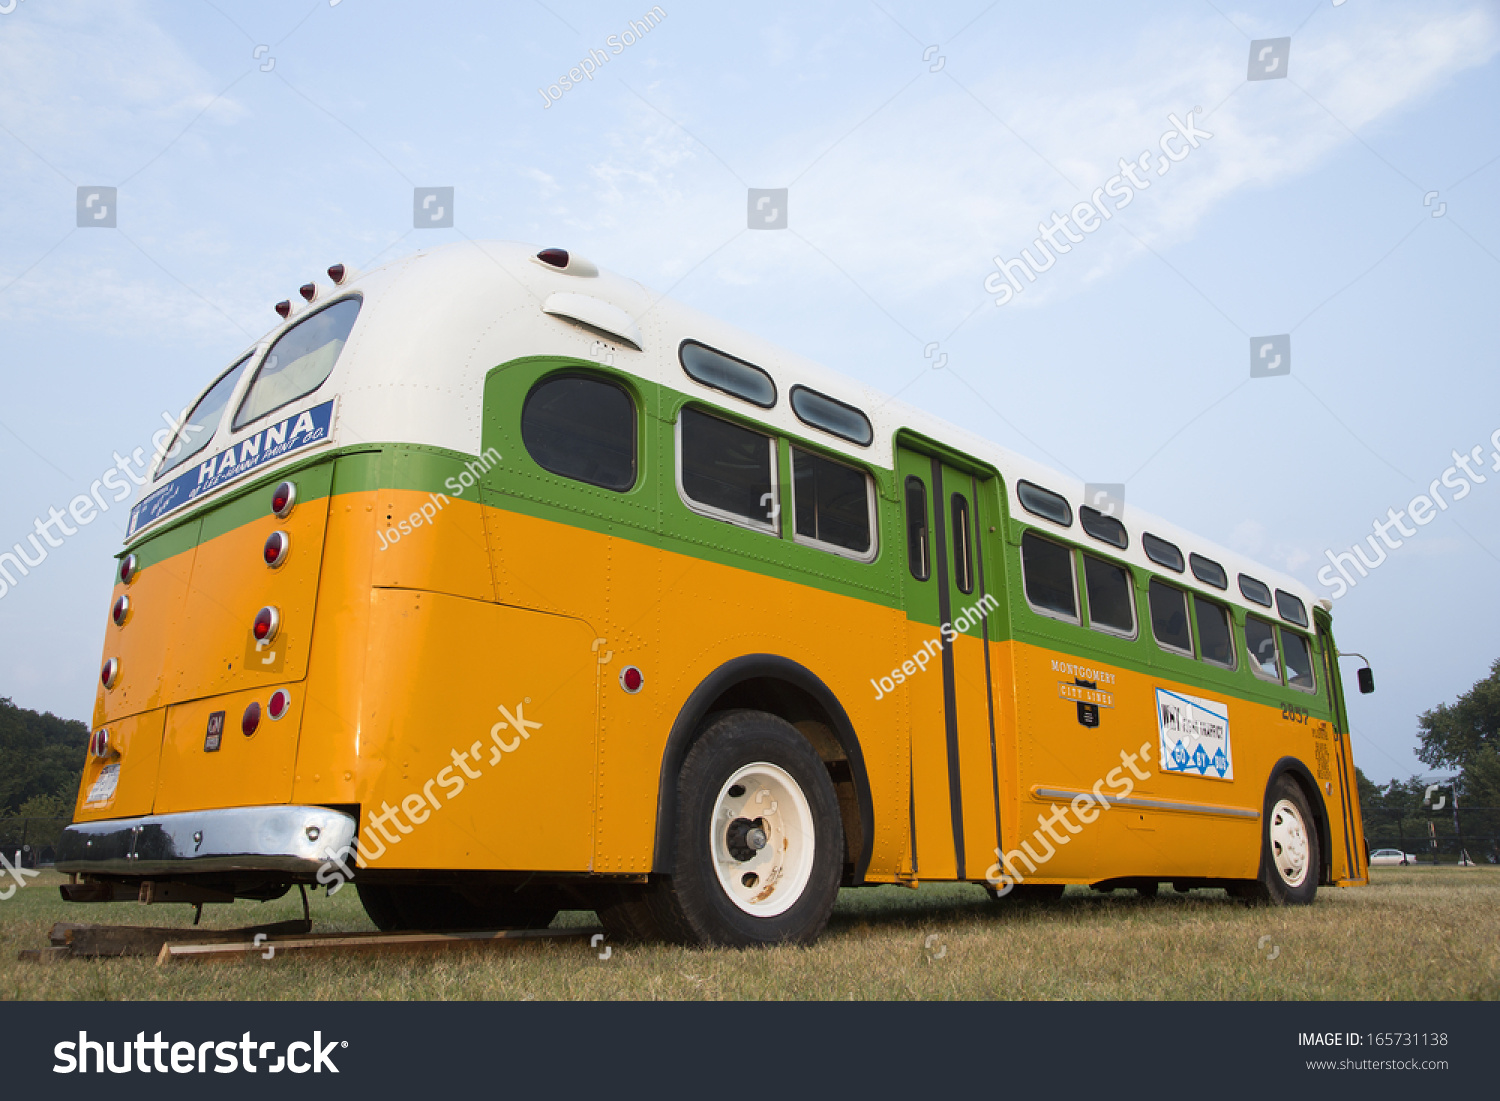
[{"left": 2, "top": 868, "right": 1497, "bottom": 1000}]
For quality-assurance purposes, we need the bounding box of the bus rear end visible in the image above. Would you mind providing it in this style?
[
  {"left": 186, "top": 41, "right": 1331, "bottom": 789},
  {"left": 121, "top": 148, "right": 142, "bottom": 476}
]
[{"left": 59, "top": 291, "right": 371, "bottom": 906}]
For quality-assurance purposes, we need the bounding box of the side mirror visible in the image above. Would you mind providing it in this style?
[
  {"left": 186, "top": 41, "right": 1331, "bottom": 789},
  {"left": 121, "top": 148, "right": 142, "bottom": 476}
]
[{"left": 1357, "top": 667, "right": 1375, "bottom": 694}]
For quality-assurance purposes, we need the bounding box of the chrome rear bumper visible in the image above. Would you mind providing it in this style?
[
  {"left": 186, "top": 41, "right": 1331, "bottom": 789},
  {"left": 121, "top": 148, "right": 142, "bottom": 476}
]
[{"left": 56, "top": 805, "right": 357, "bottom": 877}]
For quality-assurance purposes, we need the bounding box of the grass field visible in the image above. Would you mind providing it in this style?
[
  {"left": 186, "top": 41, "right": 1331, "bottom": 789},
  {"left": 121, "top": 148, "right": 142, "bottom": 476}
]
[{"left": 2, "top": 868, "right": 1497, "bottom": 1000}]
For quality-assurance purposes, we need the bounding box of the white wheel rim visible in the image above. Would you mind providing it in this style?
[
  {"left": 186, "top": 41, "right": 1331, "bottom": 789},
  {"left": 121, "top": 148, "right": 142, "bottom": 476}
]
[
  {"left": 1269, "top": 798, "right": 1310, "bottom": 888},
  {"left": 709, "top": 761, "right": 816, "bottom": 918}
]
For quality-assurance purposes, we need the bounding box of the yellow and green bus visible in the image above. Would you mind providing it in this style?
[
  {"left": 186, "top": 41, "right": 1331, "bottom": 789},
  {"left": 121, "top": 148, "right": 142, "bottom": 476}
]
[{"left": 60, "top": 242, "right": 1369, "bottom": 946}]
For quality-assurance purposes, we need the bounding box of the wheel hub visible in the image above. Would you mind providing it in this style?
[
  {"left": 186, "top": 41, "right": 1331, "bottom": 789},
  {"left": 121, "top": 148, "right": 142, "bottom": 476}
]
[
  {"left": 1269, "top": 798, "right": 1310, "bottom": 888},
  {"left": 709, "top": 762, "right": 816, "bottom": 918},
  {"left": 724, "top": 817, "right": 769, "bottom": 862}
]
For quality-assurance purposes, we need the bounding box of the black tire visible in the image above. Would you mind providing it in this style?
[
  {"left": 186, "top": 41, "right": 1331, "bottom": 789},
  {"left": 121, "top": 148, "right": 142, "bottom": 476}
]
[
  {"left": 357, "top": 883, "right": 557, "bottom": 932},
  {"left": 1136, "top": 880, "right": 1159, "bottom": 899},
  {"left": 636, "top": 710, "right": 844, "bottom": 947},
  {"left": 1235, "top": 774, "right": 1320, "bottom": 905},
  {"left": 987, "top": 882, "right": 1065, "bottom": 902}
]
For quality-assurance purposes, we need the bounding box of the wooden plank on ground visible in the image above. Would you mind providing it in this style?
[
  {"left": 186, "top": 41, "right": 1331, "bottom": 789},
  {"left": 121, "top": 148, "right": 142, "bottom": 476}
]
[
  {"left": 46, "top": 919, "right": 314, "bottom": 958},
  {"left": 156, "top": 925, "right": 601, "bottom": 964}
]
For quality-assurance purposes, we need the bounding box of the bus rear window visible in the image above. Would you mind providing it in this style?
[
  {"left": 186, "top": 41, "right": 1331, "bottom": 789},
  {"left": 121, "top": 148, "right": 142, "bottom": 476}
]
[
  {"left": 233, "top": 297, "right": 361, "bottom": 429},
  {"left": 156, "top": 355, "right": 251, "bottom": 478}
]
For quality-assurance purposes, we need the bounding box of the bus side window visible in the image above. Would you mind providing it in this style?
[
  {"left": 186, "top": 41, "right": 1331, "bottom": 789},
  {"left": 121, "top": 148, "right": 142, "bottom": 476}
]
[
  {"left": 522, "top": 374, "right": 637, "bottom": 491},
  {"left": 905, "top": 476, "right": 930, "bottom": 581},
  {"left": 1194, "top": 595, "right": 1236, "bottom": 668},
  {"left": 950, "top": 493, "right": 974, "bottom": 594},
  {"left": 1148, "top": 578, "right": 1192, "bottom": 655},
  {"left": 1245, "top": 615, "right": 1281, "bottom": 682},
  {"left": 1020, "top": 531, "right": 1078, "bottom": 622},
  {"left": 1082, "top": 552, "right": 1134, "bottom": 637},
  {"left": 791, "top": 446, "right": 875, "bottom": 558},
  {"left": 678, "top": 407, "right": 777, "bottom": 531},
  {"left": 1280, "top": 629, "right": 1317, "bottom": 692}
]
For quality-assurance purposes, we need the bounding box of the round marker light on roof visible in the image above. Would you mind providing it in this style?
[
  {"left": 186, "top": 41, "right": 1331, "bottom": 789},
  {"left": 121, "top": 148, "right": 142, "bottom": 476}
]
[
  {"left": 119, "top": 554, "right": 138, "bottom": 585},
  {"left": 242, "top": 701, "right": 261, "bottom": 737},
  {"left": 327, "top": 263, "right": 347, "bottom": 285},
  {"left": 101, "top": 658, "right": 120, "bottom": 690},
  {"left": 111, "top": 594, "right": 130, "bottom": 626},
  {"left": 89, "top": 728, "right": 112, "bottom": 759},
  {"left": 537, "top": 248, "right": 569, "bottom": 268},
  {"left": 271, "top": 480, "right": 296, "bottom": 518},
  {"left": 253, "top": 606, "right": 280, "bottom": 643},
  {"left": 268, "top": 689, "right": 291, "bottom": 721},
  {"left": 275, "top": 300, "right": 292, "bottom": 319},
  {"left": 299, "top": 282, "right": 318, "bottom": 302},
  {"left": 263, "top": 531, "right": 290, "bottom": 568},
  {"left": 620, "top": 666, "right": 644, "bottom": 694}
]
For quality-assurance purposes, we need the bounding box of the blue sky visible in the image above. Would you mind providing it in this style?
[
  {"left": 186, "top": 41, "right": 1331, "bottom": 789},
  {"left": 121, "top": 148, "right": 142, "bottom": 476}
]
[{"left": 0, "top": 0, "right": 1496, "bottom": 784}]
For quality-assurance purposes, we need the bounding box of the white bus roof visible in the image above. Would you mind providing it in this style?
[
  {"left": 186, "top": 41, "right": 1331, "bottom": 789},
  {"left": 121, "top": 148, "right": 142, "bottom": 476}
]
[{"left": 150, "top": 240, "right": 1323, "bottom": 620}]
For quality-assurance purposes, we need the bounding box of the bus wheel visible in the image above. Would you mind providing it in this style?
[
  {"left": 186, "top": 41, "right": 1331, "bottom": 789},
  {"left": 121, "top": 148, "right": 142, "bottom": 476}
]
[
  {"left": 1136, "top": 880, "right": 1159, "bottom": 899},
  {"left": 650, "top": 710, "right": 844, "bottom": 947},
  {"left": 1235, "top": 776, "right": 1320, "bottom": 905}
]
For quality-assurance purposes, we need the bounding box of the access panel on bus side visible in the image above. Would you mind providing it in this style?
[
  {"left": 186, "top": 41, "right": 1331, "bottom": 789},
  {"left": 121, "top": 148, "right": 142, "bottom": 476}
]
[{"left": 353, "top": 588, "right": 600, "bottom": 872}]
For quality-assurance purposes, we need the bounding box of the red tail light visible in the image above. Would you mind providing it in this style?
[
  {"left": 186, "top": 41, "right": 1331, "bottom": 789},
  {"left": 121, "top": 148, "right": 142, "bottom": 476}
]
[
  {"left": 268, "top": 689, "right": 291, "bottom": 720},
  {"left": 101, "top": 658, "right": 120, "bottom": 689},
  {"left": 89, "top": 728, "right": 112, "bottom": 759},
  {"left": 299, "top": 282, "right": 317, "bottom": 302},
  {"left": 253, "top": 606, "right": 280, "bottom": 643},
  {"left": 242, "top": 701, "right": 261, "bottom": 737},
  {"left": 271, "top": 480, "right": 296, "bottom": 518},
  {"left": 620, "top": 666, "right": 644, "bottom": 693},
  {"left": 111, "top": 595, "right": 130, "bottom": 626},
  {"left": 327, "top": 263, "right": 347, "bottom": 285},
  {"left": 119, "top": 554, "right": 138, "bottom": 585},
  {"left": 275, "top": 300, "right": 291, "bottom": 318},
  {"left": 263, "top": 531, "right": 290, "bottom": 568},
  {"left": 537, "top": 248, "right": 569, "bottom": 268}
]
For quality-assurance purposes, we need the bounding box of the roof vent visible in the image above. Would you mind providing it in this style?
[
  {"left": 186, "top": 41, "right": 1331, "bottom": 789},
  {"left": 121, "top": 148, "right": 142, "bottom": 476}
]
[{"left": 542, "top": 292, "right": 642, "bottom": 350}]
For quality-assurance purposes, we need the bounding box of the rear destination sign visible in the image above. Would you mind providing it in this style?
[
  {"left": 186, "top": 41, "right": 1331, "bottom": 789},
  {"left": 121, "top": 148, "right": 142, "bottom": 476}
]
[{"left": 128, "top": 400, "right": 334, "bottom": 536}]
